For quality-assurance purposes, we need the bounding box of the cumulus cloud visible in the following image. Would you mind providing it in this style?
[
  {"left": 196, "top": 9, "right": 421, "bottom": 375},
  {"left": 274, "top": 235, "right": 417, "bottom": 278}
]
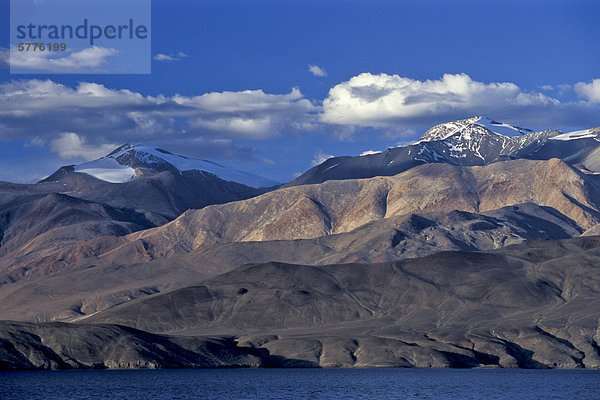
[
  {"left": 154, "top": 52, "right": 188, "bottom": 62},
  {"left": 50, "top": 133, "right": 119, "bottom": 160},
  {"left": 176, "top": 87, "right": 318, "bottom": 139},
  {"left": 574, "top": 79, "right": 600, "bottom": 103},
  {"left": 308, "top": 65, "right": 327, "bottom": 77},
  {"left": 322, "top": 73, "right": 566, "bottom": 129},
  {"left": 2, "top": 73, "right": 600, "bottom": 167},
  {"left": 0, "top": 79, "right": 318, "bottom": 161},
  {"left": 311, "top": 150, "right": 334, "bottom": 166},
  {"left": 1, "top": 46, "right": 118, "bottom": 72}
]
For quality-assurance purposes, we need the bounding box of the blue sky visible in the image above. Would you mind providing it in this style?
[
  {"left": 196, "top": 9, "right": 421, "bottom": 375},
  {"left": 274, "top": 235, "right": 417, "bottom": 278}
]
[{"left": 1, "top": 0, "right": 599, "bottom": 183}]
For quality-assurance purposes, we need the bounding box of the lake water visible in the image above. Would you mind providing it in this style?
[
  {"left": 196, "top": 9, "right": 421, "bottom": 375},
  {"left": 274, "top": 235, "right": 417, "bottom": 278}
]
[{"left": 1, "top": 368, "right": 600, "bottom": 399}]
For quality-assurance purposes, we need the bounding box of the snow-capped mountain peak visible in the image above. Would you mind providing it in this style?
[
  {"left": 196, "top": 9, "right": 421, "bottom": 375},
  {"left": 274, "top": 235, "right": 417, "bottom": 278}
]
[
  {"left": 407, "top": 116, "right": 553, "bottom": 164},
  {"left": 288, "top": 117, "right": 600, "bottom": 186},
  {"left": 417, "top": 116, "right": 533, "bottom": 143},
  {"left": 74, "top": 143, "right": 278, "bottom": 188}
]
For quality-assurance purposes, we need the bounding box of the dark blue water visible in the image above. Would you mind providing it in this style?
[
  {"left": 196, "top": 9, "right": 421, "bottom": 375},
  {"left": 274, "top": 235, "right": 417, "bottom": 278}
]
[{"left": 1, "top": 368, "right": 600, "bottom": 400}]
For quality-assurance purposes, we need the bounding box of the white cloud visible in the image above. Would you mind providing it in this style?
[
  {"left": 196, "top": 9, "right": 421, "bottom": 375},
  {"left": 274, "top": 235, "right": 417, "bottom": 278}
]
[
  {"left": 2, "top": 73, "right": 599, "bottom": 168},
  {"left": 322, "top": 73, "right": 563, "bottom": 129},
  {"left": 154, "top": 54, "right": 177, "bottom": 62},
  {"left": 50, "top": 133, "right": 118, "bottom": 160},
  {"left": 574, "top": 79, "right": 600, "bottom": 103},
  {"left": 25, "top": 136, "right": 47, "bottom": 147},
  {"left": 311, "top": 150, "right": 334, "bottom": 166},
  {"left": 308, "top": 65, "right": 327, "bottom": 77},
  {"left": 0, "top": 79, "right": 318, "bottom": 161},
  {"left": 191, "top": 117, "right": 272, "bottom": 138},
  {"left": 179, "top": 87, "right": 317, "bottom": 139},
  {"left": 154, "top": 52, "right": 188, "bottom": 62},
  {"left": 3, "top": 46, "right": 117, "bottom": 72},
  {"left": 557, "top": 84, "right": 572, "bottom": 94}
]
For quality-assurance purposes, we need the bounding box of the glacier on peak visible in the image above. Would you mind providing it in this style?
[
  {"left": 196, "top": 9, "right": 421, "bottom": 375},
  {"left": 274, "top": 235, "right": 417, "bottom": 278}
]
[
  {"left": 74, "top": 157, "right": 136, "bottom": 184},
  {"left": 417, "top": 116, "right": 534, "bottom": 144},
  {"left": 74, "top": 143, "right": 278, "bottom": 188},
  {"left": 475, "top": 116, "right": 534, "bottom": 137}
]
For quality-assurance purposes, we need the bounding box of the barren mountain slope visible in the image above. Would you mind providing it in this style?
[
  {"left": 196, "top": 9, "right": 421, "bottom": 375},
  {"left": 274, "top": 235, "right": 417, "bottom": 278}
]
[
  {"left": 39, "top": 167, "right": 269, "bottom": 219},
  {"left": 4, "top": 235, "right": 600, "bottom": 370},
  {"left": 0, "top": 203, "right": 581, "bottom": 322},
  {"left": 129, "top": 158, "right": 600, "bottom": 247},
  {"left": 0, "top": 321, "right": 261, "bottom": 370},
  {"left": 0, "top": 159, "right": 272, "bottom": 276},
  {"left": 76, "top": 235, "right": 600, "bottom": 368},
  {"left": 0, "top": 190, "right": 162, "bottom": 284},
  {"left": 19, "top": 158, "right": 600, "bottom": 276},
  {"left": 2, "top": 157, "right": 599, "bottom": 324}
]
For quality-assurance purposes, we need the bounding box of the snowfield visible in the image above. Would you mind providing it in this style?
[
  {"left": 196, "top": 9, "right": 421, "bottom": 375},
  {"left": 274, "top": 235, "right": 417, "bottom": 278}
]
[{"left": 74, "top": 143, "right": 278, "bottom": 188}]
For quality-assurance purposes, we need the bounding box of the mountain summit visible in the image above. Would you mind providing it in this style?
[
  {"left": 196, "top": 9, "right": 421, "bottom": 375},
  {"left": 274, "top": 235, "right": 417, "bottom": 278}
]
[
  {"left": 417, "top": 116, "right": 533, "bottom": 143},
  {"left": 412, "top": 116, "right": 557, "bottom": 165},
  {"left": 289, "top": 116, "right": 600, "bottom": 186},
  {"left": 72, "top": 143, "right": 278, "bottom": 188},
  {"left": 37, "top": 143, "right": 276, "bottom": 219}
]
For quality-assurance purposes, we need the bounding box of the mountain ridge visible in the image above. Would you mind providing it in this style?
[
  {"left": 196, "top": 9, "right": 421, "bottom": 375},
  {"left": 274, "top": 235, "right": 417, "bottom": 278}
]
[
  {"left": 3, "top": 116, "right": 600, "bottom": 370},
  {"left": 44, "top": 142, "right": 279, "bottom": 188},
  {"left": 4, "top": 157, "right": 599, "bottom": 292},
  {"left": 417, "top": 116, "right": 534, "bottom": 142},
  {"left": 0, "top": 202, "right": 582, "bottom": 322},
  {"left": 289, "top": 116, "right": 600, "bottom": 186}
]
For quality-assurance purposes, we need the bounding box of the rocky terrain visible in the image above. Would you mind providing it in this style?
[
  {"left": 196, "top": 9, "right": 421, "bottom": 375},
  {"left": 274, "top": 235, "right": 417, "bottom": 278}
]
[
  {"left": 0, "top": 321, "right": 263, "bottom": 369},
  {"left": 0, "top": 202, "right": 583, "bottom": 322},
  {"left": 0, "top": 144, "right": 275, "bottom": 282},
  {"left": 5, "top": 157, "right": 596, "bottom": 279},
  {"left": 2, "top": 235, "right": 600, "bottom": 369},
  {"left": 1, "top": 157, "right": 598, "bottom": 321},
  {"left": 289, "top": 116, "right": 600, "bottom": 186},
  {"left": 2, "top": 117, "right": 600, "bottom": 370}
]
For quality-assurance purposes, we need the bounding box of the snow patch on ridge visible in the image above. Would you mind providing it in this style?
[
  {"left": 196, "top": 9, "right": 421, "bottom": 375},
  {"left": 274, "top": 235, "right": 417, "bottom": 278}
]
[
  {"left": 475, "top": 116, "right": 532, "bottom": 137},
  {"left": 74, "top": 158, "right": 136, "bottom": 183},
  {"left": 360, "top": 150, "right": 382, "bottom": 156},
  {"left": 322, "top": 163, "right": 341, "bottom": 172},
  {"left": 75, "top": 143, "right": 278, "bottom": 188},
  {"left": 550, "top": 129, "right": 599, "bottom": 141}
]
